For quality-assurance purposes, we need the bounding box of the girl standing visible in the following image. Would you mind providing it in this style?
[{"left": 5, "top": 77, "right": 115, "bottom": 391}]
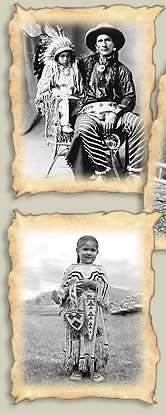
[{"left": 52, "top": 235, "right": 110, "bottom": 382}]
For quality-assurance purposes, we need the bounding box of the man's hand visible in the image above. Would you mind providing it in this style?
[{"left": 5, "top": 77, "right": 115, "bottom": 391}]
[{"left": 104, "top": 112, "right": 117, "bottom": 135}]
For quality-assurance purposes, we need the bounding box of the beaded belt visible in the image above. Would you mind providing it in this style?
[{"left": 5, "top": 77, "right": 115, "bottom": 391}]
[{"left": 82, "top": 101, "right": 116, "bottom": 119}]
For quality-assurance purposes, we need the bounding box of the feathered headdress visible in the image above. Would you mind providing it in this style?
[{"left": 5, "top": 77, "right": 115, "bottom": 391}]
[{"left": 34, "top": 25, "right": 75, "bottom": 80}]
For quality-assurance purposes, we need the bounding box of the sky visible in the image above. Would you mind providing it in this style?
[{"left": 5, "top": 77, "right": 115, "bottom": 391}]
[{"left": 22, "top": 229, "right": 143, "bottom": 299}]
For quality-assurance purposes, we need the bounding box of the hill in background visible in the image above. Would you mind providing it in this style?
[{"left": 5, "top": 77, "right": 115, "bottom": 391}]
[{"left": 24, "top": 285, "right": 136, "bottom": 307}]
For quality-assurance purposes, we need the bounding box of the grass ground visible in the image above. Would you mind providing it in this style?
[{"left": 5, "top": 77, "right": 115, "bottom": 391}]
[{"left": 23, "top": 311, "right": 143, "bottom": 384}]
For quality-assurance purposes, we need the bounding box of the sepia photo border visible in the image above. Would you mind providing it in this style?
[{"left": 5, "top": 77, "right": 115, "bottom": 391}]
[
  {"left": 8, "top": 210, "right": 160, "bottom": 403},
  {"left": 9, "top": 4, "right": 163, "bottom": 196}
]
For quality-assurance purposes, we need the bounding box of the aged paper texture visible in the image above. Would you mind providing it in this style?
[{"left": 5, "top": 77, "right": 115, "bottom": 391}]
[
  {"left": 8, "top": 211, "right": 160, "bottom": 403},
  {"left": 144, "top": 73, "right": 166, "bottom": 250},
  {"left": 9, "top": 4, "right": 163, "bottom": 196}
]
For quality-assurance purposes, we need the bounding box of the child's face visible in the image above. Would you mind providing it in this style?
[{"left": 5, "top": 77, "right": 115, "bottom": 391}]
[
  {"left": 57, "top": 51, "right": 72, "bottom": 67},
  {"left": 77, "top": 240, "right": 98, "bottom": 264}
]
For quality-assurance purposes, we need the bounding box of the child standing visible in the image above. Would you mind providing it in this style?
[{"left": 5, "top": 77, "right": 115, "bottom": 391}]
[
  {"left": 34, "top": 25, "right": 83, "bottom": 134},
  {"left": 52, "top": 235, "right": 110, "bottom": 382}
]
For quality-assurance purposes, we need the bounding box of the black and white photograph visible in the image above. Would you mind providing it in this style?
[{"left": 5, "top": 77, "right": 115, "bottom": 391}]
[
  {"left": 8, "top": 212, "right": 159, "bottom": 403},
  {"left": 23, "top": 230, "right": 143, "bottom": 385},
  {"left": 9, "top": 5, "right": 161, "bottom": 195},
  {"left": 145, "top": 73, "right": 166, "bottom": 249},
  {"left": 151, "top": 132, "right": 166, "bottom": 238}
]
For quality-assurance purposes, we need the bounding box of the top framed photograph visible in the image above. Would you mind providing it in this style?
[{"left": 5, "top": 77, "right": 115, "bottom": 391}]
[{"left": 9, "top": 4, "right": 162, "bottom": 196}]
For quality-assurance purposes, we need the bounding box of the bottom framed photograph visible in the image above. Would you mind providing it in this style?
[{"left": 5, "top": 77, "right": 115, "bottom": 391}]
[{"left": 8, "top": 211, "right": 160, "bottom": 403}]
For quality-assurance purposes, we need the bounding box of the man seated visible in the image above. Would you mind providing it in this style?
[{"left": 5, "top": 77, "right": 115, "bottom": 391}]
[{"left": 66, "top": 24, "right": 145, "bottom": 180}]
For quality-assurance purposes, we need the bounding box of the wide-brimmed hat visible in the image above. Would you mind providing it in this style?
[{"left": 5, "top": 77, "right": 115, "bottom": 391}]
[{"left": 85, "top": 24, "right": 125, "bottom": 52}]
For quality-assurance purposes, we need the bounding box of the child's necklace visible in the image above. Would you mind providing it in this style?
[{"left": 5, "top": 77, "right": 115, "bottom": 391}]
[{"left": 60, "top": 65, "right": 71, "bottom": 76}]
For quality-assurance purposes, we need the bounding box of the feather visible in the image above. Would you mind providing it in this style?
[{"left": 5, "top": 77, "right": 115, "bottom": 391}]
[
  {"left": 34, "top": 34, "right": 50, "bottom": 80},
  {"left": 57, "top": 25, "right": 64, "bottom": 37},
  {"left": 44, "top": 24, "right": 59, "bottom": 40},
  {"left": 20, "top": 23, "right": 42, "bottom": 38}
]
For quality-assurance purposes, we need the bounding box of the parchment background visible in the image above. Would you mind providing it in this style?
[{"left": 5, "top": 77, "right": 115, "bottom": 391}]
[{"left": 1, "top": 0, "right": 166, "bottom": 413}]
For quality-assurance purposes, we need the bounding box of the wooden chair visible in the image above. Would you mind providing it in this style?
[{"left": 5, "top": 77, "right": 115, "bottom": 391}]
[{"left": 44, "top": 96, "right": 74, "bottom": 177}]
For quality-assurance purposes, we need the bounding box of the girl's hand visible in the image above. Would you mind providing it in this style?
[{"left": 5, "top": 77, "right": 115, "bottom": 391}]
[{"left": 52, "top": 290, "right": 61, "bottom": 305}]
